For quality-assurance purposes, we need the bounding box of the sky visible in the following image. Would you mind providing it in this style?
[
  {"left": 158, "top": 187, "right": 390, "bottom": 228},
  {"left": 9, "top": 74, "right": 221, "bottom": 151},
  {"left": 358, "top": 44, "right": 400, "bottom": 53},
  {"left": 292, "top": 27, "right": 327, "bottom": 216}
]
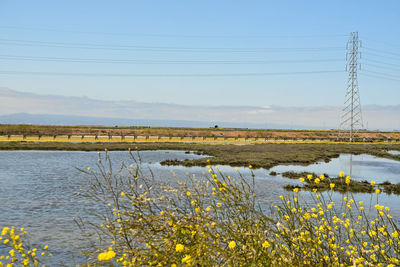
[{"left": 0, "top": 0, "right": 399, "bottom": 107}]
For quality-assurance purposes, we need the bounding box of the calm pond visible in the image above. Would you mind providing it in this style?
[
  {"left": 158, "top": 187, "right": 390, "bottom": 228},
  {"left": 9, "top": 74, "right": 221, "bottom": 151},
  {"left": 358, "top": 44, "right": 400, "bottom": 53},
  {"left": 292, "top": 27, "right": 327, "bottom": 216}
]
[{"left": 0, "top": 150, "right": 399, "bottom": 265}]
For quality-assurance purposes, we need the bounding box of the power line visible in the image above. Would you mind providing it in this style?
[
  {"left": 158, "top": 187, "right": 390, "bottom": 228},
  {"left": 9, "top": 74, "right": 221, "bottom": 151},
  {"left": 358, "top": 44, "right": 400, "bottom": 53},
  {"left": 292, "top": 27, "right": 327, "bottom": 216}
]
[
  {"left": 360, "top": 72, "right": 400, "bottom": 82},
  {"left": 362, "top": 70, "right": 400, "bottom": 79},
  {"left": 0, "top": 26, "right": 348, "bottom": 39},
  {"left": 363, "top": 47, "right": 400, "bottom": 58},
  {"left": 0, "top": 70, "right": 344, "bottom": 77},
  {"left": 0, "top": 38, "right": 344, "bottom": 53},
  {"left": 362, "top": 58, "right": 400, "bottom": 68},
  {"left": 362, "top": 37, "right": 400, "bottom": 49},
  {"left": 362, "top": 62, "right": 400, "bottom": 72},
  {"left": 0, "top": 54, "right": 343, "bottom": 65},
  {"left": 363, "top": 51, "right": 400, "bottom": 63}
]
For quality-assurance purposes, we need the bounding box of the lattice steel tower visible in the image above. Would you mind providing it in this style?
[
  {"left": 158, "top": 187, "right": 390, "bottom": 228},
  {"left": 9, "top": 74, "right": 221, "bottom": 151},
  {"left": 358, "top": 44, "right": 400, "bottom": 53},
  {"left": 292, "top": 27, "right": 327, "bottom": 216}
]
[{"left": 340, "top": 32, "right": 363, "bottom": 141}]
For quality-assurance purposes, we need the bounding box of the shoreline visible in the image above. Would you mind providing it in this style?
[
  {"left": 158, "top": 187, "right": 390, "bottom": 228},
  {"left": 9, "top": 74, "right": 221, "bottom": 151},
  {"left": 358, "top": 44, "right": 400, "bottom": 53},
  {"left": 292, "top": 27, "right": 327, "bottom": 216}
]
[{"left": 1, "top": 141, "right": 399, "bottom": 170}]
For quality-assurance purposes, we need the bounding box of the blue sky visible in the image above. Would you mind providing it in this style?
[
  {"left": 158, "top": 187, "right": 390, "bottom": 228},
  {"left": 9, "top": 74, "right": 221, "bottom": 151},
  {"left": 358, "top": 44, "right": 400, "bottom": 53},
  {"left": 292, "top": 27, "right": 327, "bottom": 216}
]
[{"left": 0, "top": 0, "right": 399, "bottom": 107}]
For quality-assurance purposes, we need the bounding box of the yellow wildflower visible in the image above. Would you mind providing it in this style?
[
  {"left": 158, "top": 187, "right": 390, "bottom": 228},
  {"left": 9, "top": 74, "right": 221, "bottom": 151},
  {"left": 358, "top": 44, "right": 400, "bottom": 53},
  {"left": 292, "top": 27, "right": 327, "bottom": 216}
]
[
  {"left": 228, "top": 241, "right": 236, "bottom": 249},
  {"left": 98, "top": 249, "right": 116, "bottom": 261},
  {"left": 175, "top": 244, "right": 184, "bottom": 253},
  {"left": 182, "top": 255, "right": 192, "bottom": 264},
  {"left": 262, "top": 241, "right": 270, "bottom": 248},
  {"left": 1, "top": 227, "right": 9, "bottom": 236}
]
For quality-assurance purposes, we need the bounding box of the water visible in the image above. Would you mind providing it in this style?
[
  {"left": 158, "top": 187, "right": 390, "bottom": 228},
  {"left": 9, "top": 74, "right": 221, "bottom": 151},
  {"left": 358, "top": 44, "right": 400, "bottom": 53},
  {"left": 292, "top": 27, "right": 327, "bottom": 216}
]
[
  {"left": 0, "top": 150, "right": 400, "bottom": 265},
  {"left": 270, "top": 154, "right": 400, "bottom": 184},
  {"left": 388, "top": 150, "right": 400, "bottom": 155}
]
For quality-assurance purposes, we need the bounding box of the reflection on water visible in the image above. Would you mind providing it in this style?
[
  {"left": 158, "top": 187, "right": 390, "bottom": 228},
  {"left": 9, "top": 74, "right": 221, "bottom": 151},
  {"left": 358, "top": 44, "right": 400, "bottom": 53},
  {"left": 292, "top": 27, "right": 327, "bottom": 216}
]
[
  {"left": 271, "top": 154, "right": 400, "bottom": 184},
  {"left": 388, "top": 150, "right": 400, "bottom": 155},
  {"left": 0, "top": 151, "right": 400, "bottom": 265}
]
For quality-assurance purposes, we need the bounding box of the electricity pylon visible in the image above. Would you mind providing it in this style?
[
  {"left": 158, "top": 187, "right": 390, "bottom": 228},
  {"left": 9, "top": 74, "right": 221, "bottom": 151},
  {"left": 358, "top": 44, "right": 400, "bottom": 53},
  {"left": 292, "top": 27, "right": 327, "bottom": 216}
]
[{"left": 340, "top": 32, "right": 363, "bottom": 142}]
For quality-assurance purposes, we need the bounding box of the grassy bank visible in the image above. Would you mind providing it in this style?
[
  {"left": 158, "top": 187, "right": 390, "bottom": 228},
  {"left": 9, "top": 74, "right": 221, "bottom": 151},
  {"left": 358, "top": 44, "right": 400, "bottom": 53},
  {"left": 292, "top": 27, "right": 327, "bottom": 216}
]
[{"left": 1, "top": 141, "right": 400, "bottom": 169}]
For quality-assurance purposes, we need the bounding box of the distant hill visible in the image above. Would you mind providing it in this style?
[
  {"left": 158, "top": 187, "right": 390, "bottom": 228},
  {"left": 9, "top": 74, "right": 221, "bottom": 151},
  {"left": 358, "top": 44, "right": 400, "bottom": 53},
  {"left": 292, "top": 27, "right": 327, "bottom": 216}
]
[
  {"left": 0, "top": 87, "right": 399, "bottom": 130},
  {"left": 0, "top": 113, "right": 305, "bottom": 129}
]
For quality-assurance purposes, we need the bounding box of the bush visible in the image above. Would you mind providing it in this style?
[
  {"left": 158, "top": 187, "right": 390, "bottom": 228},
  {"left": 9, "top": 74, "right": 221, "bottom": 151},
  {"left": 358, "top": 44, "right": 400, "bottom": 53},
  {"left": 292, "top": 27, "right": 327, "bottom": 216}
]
[
  {"left": 76, "top": 151, "right": 400, "bottom": 266},
  {"left": 2, "top": 151, "right": 400, "bottom": 266},
  {"left": 0, "top": 227, "right": 52, "bottom": 266}
]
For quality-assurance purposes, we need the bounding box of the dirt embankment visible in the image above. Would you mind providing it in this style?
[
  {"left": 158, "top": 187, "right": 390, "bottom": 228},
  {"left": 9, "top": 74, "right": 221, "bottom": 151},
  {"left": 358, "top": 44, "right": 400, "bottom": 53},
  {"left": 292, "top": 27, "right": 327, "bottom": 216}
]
[{"left": 0, "top": 124, "right": 399, "bottom": 141}]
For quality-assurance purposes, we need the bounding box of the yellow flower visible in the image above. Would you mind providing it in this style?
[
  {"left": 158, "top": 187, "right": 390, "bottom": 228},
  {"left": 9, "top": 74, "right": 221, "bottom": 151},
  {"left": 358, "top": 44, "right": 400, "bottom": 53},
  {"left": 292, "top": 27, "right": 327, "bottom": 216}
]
[
  {"left": 339, "top": 171, "right": 344, "bottom": 178},
  {"left": 262, "top": 241, "right": 270, "bottom": 248},
  {"left": 228, "top": 241, "right": 236, "bottom": 249},
  {"left": 97, "top": 249, "right": 116, "bottom": 261},
  {"left": 299, "top": 177, "right": 305, "bottom": 183},
  {"left": 314, "top": 178, "right": 320, "bottom": 185},
  {"left": 345, "top": 176, "right": 351, "bottom": 185},
  {"left": 182, "top": 255, "right": 192, "bottom": 264},
  {"left": 186, "top": 191, "right": 191, "bottom": 197},
  {"left": 307, "top": 174, "right": 313, "bottom": 180},
  {"left": 293, "top": 188, "right": 299, "bottom": 193},
  {"left": 9, "top": 249, "right": 15, "bottom": 257},
  {"left": 330, "top": 183, "right": 335, "bottom": 190},
  {"left": 1, "top": 227, "right": 9, "bottom": 236},
  {"left": 319, "top": 174, "right": 325, "bottom": 180},
  {"left": 249, "top": 165, "right": 253, "bottom": 169},
  {"left": 376, "top": 189, "right": 381, "bottom": 194},
  {"left": 175, "top": 244, "right": 184, "bottom": 252},
  {"left": 120, "top": 192, "right": 125, "bottom": 196},
  {"left": 371, "top": 181, "right": 376, "bottom": 187}
]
